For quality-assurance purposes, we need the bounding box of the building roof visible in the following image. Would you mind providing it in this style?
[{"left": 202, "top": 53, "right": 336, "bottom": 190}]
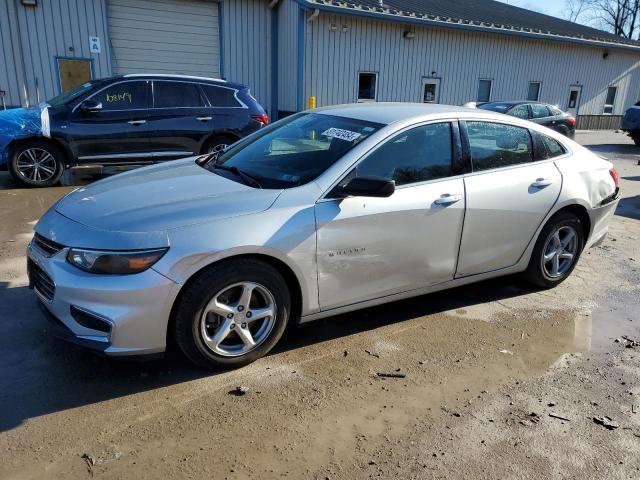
[{"left": 300, "top": 0, "right": 640, "bottom": 50}]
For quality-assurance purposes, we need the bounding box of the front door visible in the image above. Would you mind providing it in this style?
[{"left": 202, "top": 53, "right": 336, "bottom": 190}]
[
  {"left": 67, "top": 80, "right": 150, "bottom": 163},
  {"left": 422, "top": 78, "right": 440, "bottom": 103},
  {"left": 146, "top": 80, "right": 214, "bottom": 159},
  {"left": 316, "top": 121, "right": 465, "bottom": 310},
  {"left": 456, "top": 120, "right": 561, "bottom": 276},
  {"left": 567, "top": 86, "right": 582, "bottom": 117}
]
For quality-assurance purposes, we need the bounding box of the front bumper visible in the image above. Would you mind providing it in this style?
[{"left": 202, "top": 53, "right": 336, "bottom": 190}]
[{"left": 27, "top": 240, "right": 180, "bottom": 356}]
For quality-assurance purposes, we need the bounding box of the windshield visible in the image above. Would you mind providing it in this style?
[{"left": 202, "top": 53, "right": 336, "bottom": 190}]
[
  {"left": 46, "top": 81, "right": 98, "bottom": 106},
  {"left": 206, "top": 113, "right": 384, "bottom": 188},
  {"left": 478, "top": 102, "right": 516, "bottom": 113}
]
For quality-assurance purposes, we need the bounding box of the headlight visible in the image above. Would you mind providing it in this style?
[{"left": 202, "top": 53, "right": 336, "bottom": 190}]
[{"left": 66, "top": 248, "right": 168, "bottom": 274}]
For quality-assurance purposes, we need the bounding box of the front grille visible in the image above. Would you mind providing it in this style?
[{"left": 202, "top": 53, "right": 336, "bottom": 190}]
[
  {"left": 28, "top": 259, "right": 55, "bottom": 302},
  {"left": 33, "top": 233, "right": 64, "bottom": 257}
]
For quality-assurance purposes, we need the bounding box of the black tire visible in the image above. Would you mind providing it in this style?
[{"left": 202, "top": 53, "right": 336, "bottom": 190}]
[
  {"left": 201, "top": 134, "right": 237, "bottom": 155},
  {"left": 173, "top": 259, "right": 291, "bottom": 369},
  {"left": 631, "top": 132, "right": 640, "bottom": 146},
  {"left": 9, "top": 139, "right": 65, "bottom": 187},
  {"left": 523, "top": 211, "right": 584, "bottom": 288}
]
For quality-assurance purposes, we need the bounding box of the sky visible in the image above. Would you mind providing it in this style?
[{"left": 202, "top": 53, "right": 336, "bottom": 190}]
[{"left": 498, "top": 0, "right": 567, "bottom": 19}]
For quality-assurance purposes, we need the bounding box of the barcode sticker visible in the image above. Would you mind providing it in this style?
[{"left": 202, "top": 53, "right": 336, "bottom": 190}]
[{"left": 321, "top": 127, "right": 362, "bottom": 142}]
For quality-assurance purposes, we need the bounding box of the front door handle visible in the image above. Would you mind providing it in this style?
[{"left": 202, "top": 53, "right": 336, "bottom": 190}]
[
  {"left": 196, "top": 116, "right": 212, "bottom": 122},
  {"left": 127, "top": 119, "right": 146, "bottom": 126},
  {"left": 435, "top": 193, "right": 462, "bottom": 205},
  {"left": 531, "top": 178, "right": 553, "bottom": 188}
]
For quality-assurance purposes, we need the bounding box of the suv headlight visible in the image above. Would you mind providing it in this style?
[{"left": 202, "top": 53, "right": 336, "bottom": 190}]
[{"left": 66, "top": 248, "right": 168, "bottom": 274}]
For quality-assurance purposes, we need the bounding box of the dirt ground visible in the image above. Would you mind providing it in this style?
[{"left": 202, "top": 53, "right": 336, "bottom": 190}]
[{"left": 0, "top": 130, "right": 639, "bottom": 480}]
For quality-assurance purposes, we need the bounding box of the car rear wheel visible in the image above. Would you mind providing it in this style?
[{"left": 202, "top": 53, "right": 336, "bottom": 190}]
[
  {"left": 630, "top": 132, "right": 640, "bottom": 146},
  {"left": 173, "top": 259, "right": 291, "bottom": 369},
  {"left": 523, "top": 211, "right": 584, "bottom": 288},
  {"left": 9, "top": 140, "right": 64, "bottom": 187},
  {"left": 202, "top": 135, "right": 237, "bottom": 155}
]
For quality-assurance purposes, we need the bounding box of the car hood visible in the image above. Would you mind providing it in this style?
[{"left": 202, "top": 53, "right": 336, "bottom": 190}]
[
  {"left": 0, "top": 107, "right": 45, "bottom": 165},
  {"left": 55, "top": 158, "right": 283, "bottom": 233}
]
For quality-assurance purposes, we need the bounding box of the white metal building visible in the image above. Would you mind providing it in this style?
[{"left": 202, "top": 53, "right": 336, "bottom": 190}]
[{"left": 1, "top": 0, "right": 640, "bottom": 129}]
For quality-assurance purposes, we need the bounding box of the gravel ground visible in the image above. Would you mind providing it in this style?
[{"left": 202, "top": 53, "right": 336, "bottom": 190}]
[{"left": 0, "top": 130, "right": 639, "bottom": 479}]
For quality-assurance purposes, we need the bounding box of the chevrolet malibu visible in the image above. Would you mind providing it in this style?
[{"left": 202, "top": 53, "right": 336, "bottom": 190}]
[{"left": 28, "top": 104, "right": 620, "bottom": 369}]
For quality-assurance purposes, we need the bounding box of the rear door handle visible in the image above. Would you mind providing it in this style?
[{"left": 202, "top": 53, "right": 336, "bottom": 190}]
[
  {"left": 531, "top": 178, "right": 552, "bottom": 188},
  {"left": 435, "top": 193, "right": 462, "bottom": 205},
  {"left": 196, "top": 116, "right": 212, "bottom": 122},
  {"left": 127, "top": 119, "right": 146, "bottom": 126}
]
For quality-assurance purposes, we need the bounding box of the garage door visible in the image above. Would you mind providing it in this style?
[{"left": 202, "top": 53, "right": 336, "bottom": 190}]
[{"left": 107, "top": 0, "right": 220, "bottom": 78}]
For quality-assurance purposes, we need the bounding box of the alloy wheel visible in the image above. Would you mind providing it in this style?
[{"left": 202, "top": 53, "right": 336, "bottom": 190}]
[
  {"left": 541, "top": 226, "right": 578, "bottom": 278},
  {"left": 207, "top": 143, "right": 228, "bottom": 154},
  {"left": 16, "top": 148, "right": 57, "bottom": 183},
  {"left": 200, "top": 282, "right": 276, "bottom": 357}
]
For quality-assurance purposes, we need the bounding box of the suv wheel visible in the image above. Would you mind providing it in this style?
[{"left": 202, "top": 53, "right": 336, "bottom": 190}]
[
  {"left": 523, "top": 211, "right": 584, "bottom": 288},
  {"left": 173, "top": 259, "right": 291, "bottom": 369},
  {"left": 9, "top": 140, "right": 64, "bottom": 187},
  {"left": 203, "top": 135, "right": 236, "bottom": 155}
]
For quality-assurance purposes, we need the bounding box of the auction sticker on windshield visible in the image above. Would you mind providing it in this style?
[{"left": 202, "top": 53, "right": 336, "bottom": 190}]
[{"left": 322, "top": 127, "right": 362, "bottom": 142}]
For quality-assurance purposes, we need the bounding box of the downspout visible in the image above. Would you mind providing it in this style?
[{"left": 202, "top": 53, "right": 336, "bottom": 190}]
[
  {"left": 296, "top": 5, "right": 307, "bottom": 111},
  {"left": 8, "top": 0, "right": 30, "bottom": 107},
  {"left": 268, "top": 0, "right": 280, "bottom": 120},
  {"left": 218, "top": 0, "right": 226, "bottom": 79}
]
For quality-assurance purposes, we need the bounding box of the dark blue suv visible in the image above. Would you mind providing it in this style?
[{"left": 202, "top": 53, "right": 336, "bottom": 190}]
[{"left": 0, "top": 74, "right": 268, "bottom": 187}]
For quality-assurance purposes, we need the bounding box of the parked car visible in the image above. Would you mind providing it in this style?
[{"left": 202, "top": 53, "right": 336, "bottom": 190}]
[
  {"left": 29, "top": 103, "right": 619, "bottom": 369},
  {"left": 621, "top": 102, "right": 640, "bottom": 144},
  {"left": 0, "top": 74, "right": 268, "bottom": 187},
  {"left": 477, "top": 101, "right": 576, "bottom": 138}
]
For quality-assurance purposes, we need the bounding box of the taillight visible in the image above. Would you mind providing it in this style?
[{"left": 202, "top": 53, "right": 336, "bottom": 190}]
[
  {"left": 251, "top": 114, "right": 269, "bottom": 125},
  {"left": 567, "top": 116, "right": 576, "bottom": 127},
  {"left": 609, "top": 167, "right": 619, "bottom": 189}
]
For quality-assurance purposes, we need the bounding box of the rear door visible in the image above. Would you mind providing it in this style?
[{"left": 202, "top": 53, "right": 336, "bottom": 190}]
[
  {"left": 67, "top": 80, "right": 150, "bottom": 163},
  {"left": 146, "top": 80, "right": 214, "bottom": 160},
  {"left": 456, "top": 120, "right": 561, "bottom": 277},
  {"left": 530, "top": 103, "right": 558, "bottom": 130}
]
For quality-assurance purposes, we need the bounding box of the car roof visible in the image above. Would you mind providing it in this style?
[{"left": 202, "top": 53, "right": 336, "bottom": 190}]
[
  {"left": 314, "top": 102, "right": 504, "bottom": 124},
  {"left": 117, "top": 74, "right": 246, "bottom": 90}
]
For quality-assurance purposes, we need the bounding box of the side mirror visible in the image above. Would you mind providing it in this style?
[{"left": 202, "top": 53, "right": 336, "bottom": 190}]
[
  {"left": 80, "top": 99, "right": 103, "bottom": 112},
  {"left": 334, "top": 176, "right": 395, "bottom": 198}
]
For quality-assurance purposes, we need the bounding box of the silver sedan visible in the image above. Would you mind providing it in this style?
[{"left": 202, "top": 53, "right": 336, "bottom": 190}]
[{"left": 28, "top": 104, "right": 620, "bottom": 368}]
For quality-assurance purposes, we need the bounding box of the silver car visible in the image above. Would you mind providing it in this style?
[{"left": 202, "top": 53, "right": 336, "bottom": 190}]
[{"left": 28, "top": 103, "right": 620, "bottom": 368}]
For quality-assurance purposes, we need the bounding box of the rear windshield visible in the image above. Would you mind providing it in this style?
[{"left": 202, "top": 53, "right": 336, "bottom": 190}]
[
  {"left": 205, "top": 113, "right": 384, "bottom": 189},
  {"left": 478, "top": 102, "right": 516, "bottom": 113}
]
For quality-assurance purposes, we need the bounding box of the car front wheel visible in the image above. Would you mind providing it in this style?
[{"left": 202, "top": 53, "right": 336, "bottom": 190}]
[
  {"left": 9, "top": 140, "right": 65, "bottom": 187},
  {"left": 524, "top": 211, "right": 584, "bottom": 288},
  {"left": 173, "top": 259, "right": 291, "bottom": 369}
]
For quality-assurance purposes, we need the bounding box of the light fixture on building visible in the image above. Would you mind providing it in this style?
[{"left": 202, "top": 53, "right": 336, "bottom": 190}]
[
  {"left": 329, "top": 23, "right": 337, "bottom": 31},
  {"left": 603, "top": 50, "right": 609, "bottom": 59},
  {"left": 21, "top": 0, "right": 37, "bottom": 5},
  {"left": 403, "top": 30, "right": 415, "bottom": 39}
]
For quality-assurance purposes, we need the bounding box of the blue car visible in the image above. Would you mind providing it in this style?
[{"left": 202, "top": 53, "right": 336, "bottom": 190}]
[{"left": 0, "top": 74, "right": 268, "bottom": 187}]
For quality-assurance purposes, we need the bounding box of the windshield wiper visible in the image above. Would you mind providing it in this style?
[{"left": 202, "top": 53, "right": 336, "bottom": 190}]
[{"left": 213, "top": 164, "right": 262, "bottom": 188}]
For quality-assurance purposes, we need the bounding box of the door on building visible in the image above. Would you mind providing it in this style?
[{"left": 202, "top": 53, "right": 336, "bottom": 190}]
[
  {"left": 422, "top": 78, "right": 440, "bottom": 103},
  {"left": 566, "top": 86, "right": 582, "bottom": 117},
  {"left": 66, "top": 80, "right": 150, "bottom": 163},
  {"left": 456, "top": 120, "right": 562, "bottom": 277},
  {"left": 57, "top": 58, "right": 92, "bottom": 93},
  {"left": 107, "top": 0, "right": 221, "bottom": 77},
  {"left": 316, "top": 121, "right": 465, "bottom": 310}
]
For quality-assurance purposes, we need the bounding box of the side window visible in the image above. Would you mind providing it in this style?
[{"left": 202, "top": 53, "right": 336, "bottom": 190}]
[
  {"left": 355, "top": 122, "right": 453, "bottom": 186},
  {"left": 201, "top": 85, "right": 242, "bottom": 107},
  {"left": 537, "top": 133, "right": 566, "bottom": 160},
  {"left": 531, "top": 104, "right": 551, "bottom": 119},
  {"left": 508, "top": 104, "right": 530, "bottom": 119},
  {"left": 466, "top": 122, "right": 533, "bottom": 171},
  {"left": 153, "top": 81, "right": 205, "bottom": 108},
  {"left": 92, "top": 81, "right": 148, "bottom": 110}
]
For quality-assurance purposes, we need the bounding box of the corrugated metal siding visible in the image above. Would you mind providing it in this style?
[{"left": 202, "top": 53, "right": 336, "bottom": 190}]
[
  {"left": 277, "top": 0, "right": 299, "bottom": 113},
  {"left": 303, "top": 13, "right": 640, "bottom": 117},
  {"left": 222, "top": 0, "right": 272, "bottom": 113},
  {"left": 0, "top": 1, "right": 22, "bottom": 108},
  {"left": 7, "top": 0, "right": 111, "bottom": 107},
  {"left": 107, "top": 0, "right": 220, "bottom": 77},
  {"left": 577, "top": 115, "right": 623, "bottom": 130}
]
